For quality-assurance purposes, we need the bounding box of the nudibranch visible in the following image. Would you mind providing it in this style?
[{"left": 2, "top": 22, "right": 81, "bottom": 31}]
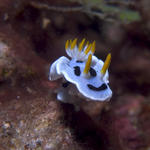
[{"left": 49, "top": 38, "right": 112, "bottom": 102}]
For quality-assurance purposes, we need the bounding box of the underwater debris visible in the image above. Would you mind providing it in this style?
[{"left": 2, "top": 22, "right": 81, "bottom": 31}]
[{"left": 49, "top": 38, "right": 112, "bottom": 102}]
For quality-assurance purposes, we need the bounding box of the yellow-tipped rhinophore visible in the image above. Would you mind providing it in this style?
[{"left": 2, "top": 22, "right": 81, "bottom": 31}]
[
  {"left": 83, "top": 54, "right": 92, "bottom": 74},
  {"left": 101, "top": 53, "right": 111, "bottom": 75},
  {"left": 84, "top": 44, "right": 92, "bottom": 55},
  {"left": 65, "top": 40, "right": 69, "bottom": 50},
  {"left": 78, "top": 38, "right": 85, "bottom": 52},
  {"left": 71, "top": 38, "right": 77, "bottom": 50},
  {"left": 91, "top": 41, "right": 96, "bottom": 54}
]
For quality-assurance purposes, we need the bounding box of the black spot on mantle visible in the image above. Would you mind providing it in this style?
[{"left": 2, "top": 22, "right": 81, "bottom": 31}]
[
  {"left": 76, "top": 60, "right": 83, "bottom": 63},
  {"left": 89, "top": 68, "right": 97, "bottom": 77},
  {"left": 74, "top": 66, "right": 81, "bottom": 76},
  {"left": 87, "top": 83, "right": 107, "bottom": 91}
]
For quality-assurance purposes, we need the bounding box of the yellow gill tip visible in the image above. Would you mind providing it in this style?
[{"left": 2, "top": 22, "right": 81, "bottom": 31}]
[
  {"left": 69, "top": 39, "right": 72, "bottom": 43},
  {"left": 91, "top": 41, "right": 96, "bottom": 54},
  {"left": 71, "top": 38, "right": 77, "bottom": 50},
  {"left": 84, "top": 44, "right": 92, "bottom": 55},
  {"left": 65, "top": 40, "right": 69, "bottom": 50},
  {"left": 78, "top": 38, "right": 86, "bottom": 52},
  {"left": 83, "top": 54, "right": 92, "bottom": 74},
  {"left": 69, "top": 40, "right": 72, "bottom": 49},
  {"left": 101, "top": 53, "right": 111, "bottom": 75},
  {"left": 85, "top": 41, "right": 89, "bottom": 46}
]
